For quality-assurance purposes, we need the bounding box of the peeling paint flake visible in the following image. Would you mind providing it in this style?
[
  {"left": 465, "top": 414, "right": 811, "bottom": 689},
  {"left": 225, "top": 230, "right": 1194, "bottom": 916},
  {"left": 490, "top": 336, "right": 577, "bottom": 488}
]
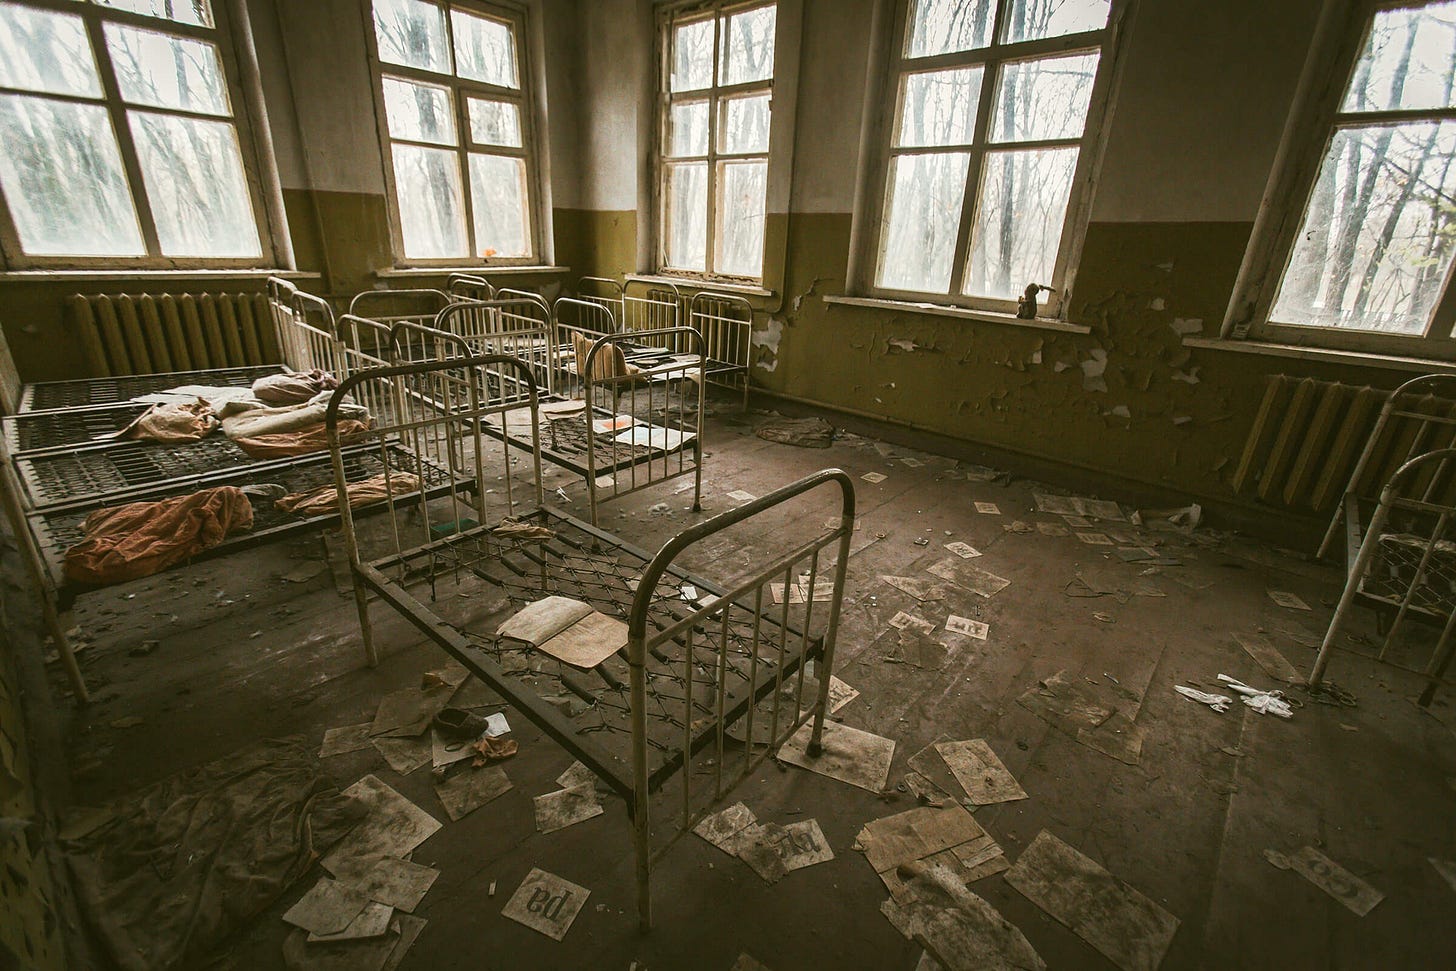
[
  {"left": 1080, "top": 349, "right": 1109, "bottom": 393},
  {"left": 751, "top": 318, "right": 785, "bottom": 372},
  {"left": 1171, "top": 366, "right": 1201, "bottom": 385},
  {"left": 1170, "top": 318, "right": 1203, "bottom": 337}
]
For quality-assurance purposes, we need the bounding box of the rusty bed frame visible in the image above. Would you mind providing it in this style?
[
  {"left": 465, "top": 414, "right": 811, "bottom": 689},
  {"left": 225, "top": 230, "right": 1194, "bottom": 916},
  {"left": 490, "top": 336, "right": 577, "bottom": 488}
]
[{"left": 324, "top": 353, "right": 854, "bottom": 928}]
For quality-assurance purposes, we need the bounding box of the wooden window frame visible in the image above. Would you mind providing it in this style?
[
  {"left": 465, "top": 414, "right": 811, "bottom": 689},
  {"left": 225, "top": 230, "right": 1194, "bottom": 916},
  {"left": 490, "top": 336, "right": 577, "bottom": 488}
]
[
  {"left": 0, "top": 0, "right": 279, "bottom": 270},
  {"left": 363, "top": 0, "right": 544, "bottom": 268}
]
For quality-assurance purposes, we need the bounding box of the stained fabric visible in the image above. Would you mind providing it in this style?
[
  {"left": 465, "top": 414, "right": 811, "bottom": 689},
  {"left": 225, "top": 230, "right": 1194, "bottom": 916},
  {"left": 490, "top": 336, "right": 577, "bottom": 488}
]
[
  {"left": 232, "top": 418, "right": 371, "bottom": 459},
  {"left": 219, "top": 391, "right": 369, "bottom": 442},
  {"left": 118, "top": 400, "right": 219, "bottom": 443},
  {"left": 65, "top": 737, "right": 366, "bottom": 971},
  {"left": 571, "top": 332, "right": 639, "bottom": 381},
  {"left": 252, "top": 369, "right": 339, "bottom": 406},
  {"left": 275, "top": 473, "right": 423, "bottom": 516},
  {"left": 755, "top": 416, "right": 835, "bottom": 449},
  {"left": 64, "top": 487, "right": 254, "bottom": 585}
]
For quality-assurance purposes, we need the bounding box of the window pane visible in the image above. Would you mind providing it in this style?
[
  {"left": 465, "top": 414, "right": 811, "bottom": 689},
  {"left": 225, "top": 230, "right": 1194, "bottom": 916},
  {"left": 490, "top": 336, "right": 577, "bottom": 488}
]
[
  {"left": 963, "top": 147, "right": 1078, "bottom": 300},
  {"left": 467, "top": 97, "right": 520, "bottom": 148},
  {"left": 95, "top": 0, "right": 213, "bottom": 28},
  {"left": 907, "top": 0, "right": 994, "bottom": 57},
  {"left": 990, "top": 52, "right": 1098, "bottom": 142},
  {"left": 898, "top": 67, "right": 982, "bottom": 147},
  {"left": 671, "top": 18, "right": 713, "bottom": 92},
  {"left": 0, "top": 95, "right": 143, "bottom": 256},
  {"left": 383, "top": 76, "right": 455, "bottom": 145},
  {"left": 373, "top": 0, "right": 450, "bottom": 74},
  {"left": 468, "top": 153, "right": 529, "bottom": 257},
  {"left": 105, "top": 24, "right": 229, "bottom": 115},
  {"left": 452, "top": 9, "right": 517, "bottom": 88},
  {"left": 1271, "top": 123, "right": 1456, "bottom": 335},
  {"left": 718, "top": 92, "right": 770, "bottom": 154},
  {"left": 720, "top": 4, "right": 775, "bottom": 86},
  {"left": 0, "top": 4, "right": 100, "bottom": 98},
  {"left": 663, "top": 161, "right": 707, "bottom": 271},
  {"left": 1003, "top": 0, "right": 1111, "bottom": 44},
  {"left": 392, "top": 143, "right": 468, "bottom": 258},
  {"left": 668, "top": 99, "right": 708, "bottom": 156},
  {"left": 876, "top": 151, "right": 970, "bottom": 292},
  {"left": 1344, "top": 1, "right": 1456, "bottom": 112},
  {"left": 129, "top": 111, "right": 260, "bottom": 258},
  {"left": 715, "top": 159, "right": 766, "bottom": 277}
]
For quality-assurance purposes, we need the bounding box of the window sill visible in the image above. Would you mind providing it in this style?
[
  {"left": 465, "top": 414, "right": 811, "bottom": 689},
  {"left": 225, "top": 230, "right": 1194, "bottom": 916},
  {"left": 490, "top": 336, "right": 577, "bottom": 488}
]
[
  {"left": 376, "top": 265, "right": 571, "bottom": 279},
  {"left": 628, "top": 274, "right": 775, "bottom": 298},
  {"left": 1184, "top": 337, "right": 1456, "bottom": 374},
  {"left": 0, "top": 268, "right": 320, "bottom": 283},
  {"left": 823, "top": 295, "right": 1091, "bottom": 335}
]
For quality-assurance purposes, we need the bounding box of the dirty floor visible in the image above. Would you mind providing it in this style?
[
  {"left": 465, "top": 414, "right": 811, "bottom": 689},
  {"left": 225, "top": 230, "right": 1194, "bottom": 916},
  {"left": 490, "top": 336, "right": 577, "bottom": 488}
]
[{"left": 21, "top": 404, "right": 1456, "bottom": 970}]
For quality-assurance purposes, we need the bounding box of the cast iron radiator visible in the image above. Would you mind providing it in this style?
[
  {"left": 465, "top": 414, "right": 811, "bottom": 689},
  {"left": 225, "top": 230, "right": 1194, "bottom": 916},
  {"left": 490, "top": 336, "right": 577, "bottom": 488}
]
[{"left": 69, "top": 292, "right": 283, "bottom": 377}]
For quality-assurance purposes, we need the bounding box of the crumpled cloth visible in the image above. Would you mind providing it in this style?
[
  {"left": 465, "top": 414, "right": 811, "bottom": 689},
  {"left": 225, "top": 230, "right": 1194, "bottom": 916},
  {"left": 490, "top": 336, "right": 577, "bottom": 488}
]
[
  {"left": 755, "top": 416, "right": 835, "bottom": 448},
  {"left": 117, "top": 399, "right": 219, "bottom": 443},
  {"left": 491, "top": 516, "right": 555, "bottom": 541},
  {"left": 571, "top": 332, "right": 640, "bottom": 381},
  {"left": 275, "top": 472, "right": 422, "bottom": 516},
  {"left": 471, "top": 736, "right": 518, "bottom": 766},
  {"left": 64, "top": 487, "right": 253, "bottom": 585},
  {"left": 231, "top": 418, "right": 371, "bottom": 459},
  {"left": 64, "top": 737, "right": 366, "bottom": 971},
  {"left": 219, "top": 391, "right": 369, "bottom": 441},
  {"left": 251, "top": 368, "right": 339, "bottom": 406}
]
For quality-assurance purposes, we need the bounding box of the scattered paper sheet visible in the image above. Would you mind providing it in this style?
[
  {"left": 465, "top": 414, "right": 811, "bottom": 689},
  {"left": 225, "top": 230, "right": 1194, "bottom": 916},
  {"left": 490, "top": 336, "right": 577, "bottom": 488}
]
[
  {"left": 591, "top": 414, "right": 638, "bottom": 435},
  {"left": 889, "top": 610, "right": 937, "bottom": 635},
  {"left": 944, "top": 541, "right": 981, "bottom": 558},
  {"left": 321, "top": 776, "right": 442, "bottom": 884},
  {"left": 694, "top": 802, "right": 759, "bottom": 855},
  {"left": 484, "top": 712, "right": 511, "bottom": 737},
  {"left": 934, "top": 739, "right": 1027, "bottom": 805},
  {"left": 347, "top": 857, "right": 438, "bottom": 913},
  {"left": 726, "top": 489, "right": 758, "bottom": 502},
  {"left": 1063, "top": 515, "right": 1094, "bottom": 528},
  {"left": 320, "top": 723, "right": 374, "bottom": 758},
  {"left": 862, "top": 472, "right": 887, "bottom": 483},
  {"left": 614, "top": 425, "right": 693, "bottom": 450},
  {"left": 777, "top": 719, "right": 895, "bottom": 792},
  {"left": 1233, "top": 632, "right": 1301, "bottom": 684},
  {"left": 1076, "top": 532, "right": 1114, "bottom": 546},
  {"left": 370, "top": 686, "right": 452, "bottom": 738},
  {"left": 973, "top": 502, "right": 1001, "bottom": 515},
  {"left": 733, "top": 819, "right": 836, "bottom": 882},
  {"left": 371, "top": 735, "right": 430, "bottom": 775},
  {"left": 857, "top": 804, "right": 986, "bottom": 875},
  {"left": 497, "top": 596, "right": 626, "bottom": 668},
  {"left": 1018, "top": 671, "right": 1145, "bottom": 766},
  {"left": 880, "top": 575, "right": 952, "bottom": 601},
  {"left": 1268, "top": 590, "right": 1312, "bottom": 611},
  {"left": 431, "top": 728, "right": 477, "bottom": 770},
  {"left": 1281, "top": 846, "right": 1384, "bottom": 916},
  {"left": 827, "top": 675, "right": 860, "bottom": 713},
  {"left": 434, "top": 765, "right": 513, "bottom": 822},
  {"left": 283, "top": 878, "right": 370, "bottom": 936},
  {"left": 926, "top": 558, "right": 1011, "bottom": 598},
  {"left": 534, "top": 782, "right": 605, "bottom": 833},
  {"left": 501, "top": 868, "right": 589, "bottom": 941},
  {"left": 1036, "top": 522, "right": 1070, "bottom": 536},
  {"left": 1034, "top": 494, "right": 1082, "bottom": 516},
  {"left": 1005, "top": 830, "right": 1179, "bottom": 971},
  {"left": 556, "top": 761, "right": 596, "bottom": 790},
  {"left": 945, "top": 615, "right": 988, "bottom": 640},
  {"left": 307, "top": 901, "right": 394, "bottom": 943},
  {"left": 883, "top": 863, "right": 1045, "bottom": 971}
]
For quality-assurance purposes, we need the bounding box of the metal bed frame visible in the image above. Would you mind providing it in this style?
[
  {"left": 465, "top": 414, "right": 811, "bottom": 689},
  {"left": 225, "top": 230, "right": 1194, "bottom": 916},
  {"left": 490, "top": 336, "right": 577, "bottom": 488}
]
[
  {"left": 325, "top": 354, "right": 854, "bottom": 929},
  {"left": 576, "top": 277, "right": 754, "bottom": 409}
]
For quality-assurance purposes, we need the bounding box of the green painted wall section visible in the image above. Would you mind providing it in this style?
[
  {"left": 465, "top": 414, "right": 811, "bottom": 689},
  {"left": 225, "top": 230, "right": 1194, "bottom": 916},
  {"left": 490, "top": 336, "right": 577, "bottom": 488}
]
[{"left": 552, "top": 209, "right": 638, "bottom": 286}]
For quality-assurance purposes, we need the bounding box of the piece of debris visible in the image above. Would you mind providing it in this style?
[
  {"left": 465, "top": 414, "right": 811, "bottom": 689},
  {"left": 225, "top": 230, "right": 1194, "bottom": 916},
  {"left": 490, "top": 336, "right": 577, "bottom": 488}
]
[
  {"left": 1036, "top": 522, "right": 1070, "bottom": 537},
  {"left": 372, "top": 735, "right": 431, "bottom": 775},
  {"left": 470, "top": 736, "right": 519, "bottom": 766},
  {"left": 1232, "top": 632, "right": 1301, "bottom": 684},
  {"left": 1429, "top": 858, "right": 1456, "bottom": 894},
  {"left": 945, "top": 615, "right": 988, "bottom": 640},
  {"left": 501, "top": 868, "right": 589, "bottom": 940},
  {"left": 1267, "top": 590, "right": 1311, "bottom": 611},
  {"left": 926, "top": 558, "right": 1010, "bottom": 598},
  {"left": 1005, "top": 830, "right": 1180, "bottom": 971},
  {"left": 1273, "top": 846, "right": 1384, "bottom": 916},
  {"left": 880, "top": 575, "right": 951, "bottom": 601},
  {"left": 281, "top": 561, "right": 327, "bottom": 584},
  {"left": 307, "top": 901, "right": 393, "bottom": 943},
  {"left": 862, "top": 472, "right": 888, "bottom": 484},
  {"left": 777, "top": 720, "right": 895, "bottom": 792},
  {"left": 1175, "top": 686, "right": 1233, "bottom": 712},
  {"left": 882, "top": 862, "right": 1045, "bottom": 971},
  {"left": 283, "top": 877, "right": 370, "bottom": 937},
  {"left": 346, "top": 856, "right": 439, "bottom": 913},
  {"left": 556, "top": 761, "right": 597, "bottom": 790},
  {"left": 695, "top": 802, "right": 759, "bottom": 855},
  {"left": 726, "top": 489, "right": 757, "bottom": 502},
  {"left": 973, "top": 502, "right": 1001, "bottom": 515},
  {"left": 890, "top": 610, "right": 937, "bottom": 635},
  {"left": 110, "top": 716, "right": 144, "bottom": 729},
  {"left": 534, "top": 782, "right": 605, "bottom": 833},
  {"left": 944, "top": 541, "right": 980, "bottom": 558},
  {"left": 321, "top": 776, "right": 442, "bottom": 885},
  {"left": 1218, "top": 674, "right": 1294, "bottom": 718},
  {"left": 731, "top": 954, "right": 774, "bottom": 971},
  {"left": 1018, "top": 671, "right": 1144, "bottom": 766},
  {"left": 856, "top": 803, "right": 1009, "bottom": 894},
  {"left": 128, "top": 639, "right": 159, "bottom": 657},
  {"left": 755, "top": 416, "right": 834, "bottom": 448},
  {"left": 934, "top": 739, "right": 1027, "bottom": 805},
  {"left": 320, "top": 723, "right": 375, "bottom": 758},
  {"left": 435, "top": 765, "right": 513, "bottom": 822}
]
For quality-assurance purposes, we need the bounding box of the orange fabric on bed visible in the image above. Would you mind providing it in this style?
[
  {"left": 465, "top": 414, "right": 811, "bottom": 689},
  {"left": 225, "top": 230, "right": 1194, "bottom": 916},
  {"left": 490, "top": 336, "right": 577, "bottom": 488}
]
[{"left": 64, "top": 487, "right": 254, "bottom": 585}]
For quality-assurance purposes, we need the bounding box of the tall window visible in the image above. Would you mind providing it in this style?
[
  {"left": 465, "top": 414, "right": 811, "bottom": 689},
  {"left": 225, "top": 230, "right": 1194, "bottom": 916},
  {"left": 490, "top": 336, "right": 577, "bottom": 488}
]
[
  {"left": 1261, "top": 1, "right": 1456, "bottom": 354},
  {"left": 868, "top": 0, "right": 1112, "bottom": 311},
  {"left": 368, "top": 0, "right": 537, "bottom": 264},
  {"left": 0, "top": 0, "right": 268, "bottom": 266},
  {"left": 659, "top": 1, "right": 776, "bottom": 280}
]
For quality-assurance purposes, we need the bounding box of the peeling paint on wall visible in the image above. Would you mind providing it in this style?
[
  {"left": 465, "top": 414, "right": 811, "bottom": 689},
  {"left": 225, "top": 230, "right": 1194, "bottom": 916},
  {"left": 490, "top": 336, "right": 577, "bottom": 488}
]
[
  {"left": 1081, "top": 349, "right": 1109, "bottom": 392},
  {"left": 752, "top": 317, "right": 785, "bottom": 372}
]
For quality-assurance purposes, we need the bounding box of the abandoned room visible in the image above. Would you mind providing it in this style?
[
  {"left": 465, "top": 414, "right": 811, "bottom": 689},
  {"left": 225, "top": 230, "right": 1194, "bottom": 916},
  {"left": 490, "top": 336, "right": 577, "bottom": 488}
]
[{"left": 6, "top": 0, "right": 1456, "bottom": 967}]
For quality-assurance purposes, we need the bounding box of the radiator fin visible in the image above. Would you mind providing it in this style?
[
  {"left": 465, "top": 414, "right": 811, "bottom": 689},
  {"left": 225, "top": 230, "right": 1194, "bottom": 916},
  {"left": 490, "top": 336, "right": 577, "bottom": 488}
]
[{"left": 71, "top": 292, "right": 282, "bottom": 377}]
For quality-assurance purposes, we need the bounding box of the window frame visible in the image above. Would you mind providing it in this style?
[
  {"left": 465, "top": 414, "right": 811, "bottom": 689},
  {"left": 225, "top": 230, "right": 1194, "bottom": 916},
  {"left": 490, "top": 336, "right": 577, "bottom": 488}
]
[
  {"left": 852, "top": 0, "right": 1125, "bottom": 318},
  {"left": 653, "top": 0, "right": 777, "bottom": 284},
  {"left": 363, "top": 0, "right": 544, "bottom": 268},
  {"left": 0, "top": 0, "right": 279, "bottom": 270},
  {"left": 1226, "top": 0, "right": 1456, "bottom": 361}
]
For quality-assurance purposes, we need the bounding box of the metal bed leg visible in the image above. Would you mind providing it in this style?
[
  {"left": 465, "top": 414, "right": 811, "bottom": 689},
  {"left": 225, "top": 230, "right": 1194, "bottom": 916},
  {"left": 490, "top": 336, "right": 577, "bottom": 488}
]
[
  {"left": 1418, "top": 606, "right": 1456, "bottom": 706},
  {"left": 629, "top": 638, "right": 652, "bottom": 932},
  {"left": 1311, "top": 499, "right": 1391, "bottom": 687},
  {"left": 808, "top": 522, "right": 854, "bottom": 755}
]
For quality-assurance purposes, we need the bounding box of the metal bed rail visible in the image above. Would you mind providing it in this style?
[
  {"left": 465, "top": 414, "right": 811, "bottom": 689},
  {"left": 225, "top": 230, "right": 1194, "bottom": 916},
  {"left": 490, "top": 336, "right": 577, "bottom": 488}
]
[
  {"left": 580, "top": 327, "right": 705, "bottom": 525},
  {"left": 435, "top": 296, "right": 556, "bottom": 399},
  {"left": 1319, "top": 374, "right": 1456, "bottom": 562},
  {"left": 688, "top": 290, "right": 753, "bottom": 409},
  {"left": 283, "top": 290, "right": 346, "bottom": 376},
  {"left": 347, "top": 288, "right": 454, "bottom": 332},
  {"left": 627, "top": 468, "right": 856, "bottom": 928},
  {"left": 1312, "top": 448, "right": 1456, "bottom": 706},
  {"left": 447, "top": 273, "right": 495, "bottom": 301}
]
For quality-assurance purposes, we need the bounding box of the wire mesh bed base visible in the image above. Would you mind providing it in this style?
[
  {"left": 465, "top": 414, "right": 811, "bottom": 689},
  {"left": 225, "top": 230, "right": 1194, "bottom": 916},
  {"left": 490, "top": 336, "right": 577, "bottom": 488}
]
[
  {"left": 18, "top": 364, "right": 286, "bottom": 413},
  {"left": 481, "top": 395, "right": 698, "bottom": 478}
]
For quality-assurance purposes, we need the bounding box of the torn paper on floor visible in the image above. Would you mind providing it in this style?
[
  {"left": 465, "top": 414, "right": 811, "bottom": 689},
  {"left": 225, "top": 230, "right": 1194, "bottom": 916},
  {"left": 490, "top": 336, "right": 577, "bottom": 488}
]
[
  {"left": 889, "top": 610, "right": 937, "bottom": 635},
  {"left": 534, "top": 782, "right": 605, "bottom": 833},
  {"left": 320, "top": 723, "right": 374, "bottom": 758},
  {"left": 880, "top": 575, "right": 952, "bottom": 601},
  {"left": 434, "top": 765, "right": 513, "bottom": 822},
  {"left": 321, "top": 776, "right": 442, "bottom": 885},
  {"left": 777, "top": 719, "right": 895, "bottom": 792},
  {"left": 1267, "top": 590, "right": 1312, "bottom": 611},
  {"left": 501, "top": 868, "right": 589, "bottom": 940},
  {"left": 926, "top": 558, "right": 1011, "bottom": 598},
  {"left": 944, "top": 541, "right": 981, "bottom": 558},
  {"left": 857, "top": 803, "right": 1010, "bottom": 896},
  {"left": 1005, "top": 830, "right": 1179, "bottom": 971},
  {"left": 1275, "top": 846, "right": 1384, "bottom": 916},
  {"left": 883, "top": 862, "right": 1045, "bottom": 971},
  {"left": 346, "top": 857, "right": 438, "bottom": 913},
  {"left": 944, "top": 615, "right": 988, "bottom": 640},
  {"left": 1233, "top": 631, "right": 1301, "bottom": 684},
  {"left": 1018, "top": 670, "right": 1145, "bottom": 766},
  {"left": 934, "top": 739, "right": 1027, "bottom": 805},
  {"left": 283, "top": 878, "right": 370, "bottom": 937}
]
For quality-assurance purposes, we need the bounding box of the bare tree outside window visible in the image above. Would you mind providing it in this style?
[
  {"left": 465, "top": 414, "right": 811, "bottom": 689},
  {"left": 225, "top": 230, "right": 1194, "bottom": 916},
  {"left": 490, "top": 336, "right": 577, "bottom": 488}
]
[
  {"left": 873, "top": 0, "right": 1111, "bottom": 311},
  {"left": 659, "top": 2, "right": 776, "bottom": 280}
]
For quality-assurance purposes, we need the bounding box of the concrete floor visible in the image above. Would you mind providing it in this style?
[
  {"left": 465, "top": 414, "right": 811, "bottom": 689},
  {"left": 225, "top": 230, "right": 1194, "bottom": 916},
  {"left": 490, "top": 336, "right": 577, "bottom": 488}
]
[{"left": 25, "top": 404, "right": 1456, "bottom": 970}]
